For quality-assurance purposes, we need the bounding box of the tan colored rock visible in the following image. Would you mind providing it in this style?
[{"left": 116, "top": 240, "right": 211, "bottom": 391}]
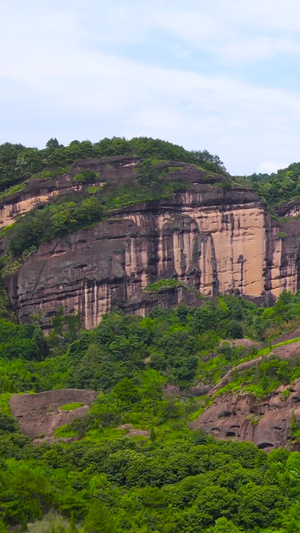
[
  {"left": 4, "top": 160, "right": 300, "bottom": 329},
  {"left": 5, "top": 182, "right": 274, "bottom": 329},
  {"left": 10, "top": 389, "right": 97, "bottom": 439}
]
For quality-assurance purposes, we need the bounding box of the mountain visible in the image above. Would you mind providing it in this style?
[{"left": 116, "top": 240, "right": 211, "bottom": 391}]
[
  {"left": 0, "top": 142, "right": 300, "bottom": 330},
  {"left": 2, "top": 138, "right": 300, "bottom": 532}
]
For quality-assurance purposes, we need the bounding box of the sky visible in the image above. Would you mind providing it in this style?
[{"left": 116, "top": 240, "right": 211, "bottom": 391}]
[{"left": 2, "top": 1, "right": 300, "bottom": 175}]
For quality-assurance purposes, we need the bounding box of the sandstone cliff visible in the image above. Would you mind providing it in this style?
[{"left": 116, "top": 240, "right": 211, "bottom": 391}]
[{"left": 2, "top": 156, "right": 300, "bottom": 328}]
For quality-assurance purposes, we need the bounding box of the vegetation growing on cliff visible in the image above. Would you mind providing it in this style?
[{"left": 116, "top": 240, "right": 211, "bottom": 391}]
[
  {"left": 1, "top": 138, "right": 226, "bottom": 264},
  {"left": 4, "top": 137, "right": 300, "bottom": 531},
  {"left": 0, "top": 136, "right": 227, "bottom": 191},
  {"left": 1, "top": 294, "right": 300, "bottom": 530}
]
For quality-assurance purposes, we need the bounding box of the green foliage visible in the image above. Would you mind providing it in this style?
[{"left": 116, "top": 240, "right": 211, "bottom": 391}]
[
  {"left": 60, "top": 402, "right": 85, "bottom": 411},
  {"left": 168, "top": 166, "right": 183, "bottom": 172},
  {"left": 73, "top": 170, "right": 99, "bottom": 183},
  {"left": 137, "top": 159, "right": 168, "bottom": 185},
  {"left": 145, "top": 279, "right": 190, "bottom": 292},
  {"left": 0, "top": 137, "right": 227, "bottom": 194},
  {"left": 239, "top": 162, "right": 300, "bottom": 208},
  {"left": 83, "top": 502, "right": 115, "bottom": 532},
  {"left": 3, "top": 294, "right": 300, "bottom": 530},
  {"left": 6, "top": 196, "right": 103, "bottom": 258},
  {"left": 208, "top": 516, "right": 241, "bottom": 532},
  {"left": 27, "top": 511, "right": 69, "bottom": 533},
  {"left": 278, "top": 231, "right": 287, "bottom": 239},
  {"left": 0, "top": 521, "right": 8, "bottom": 533}
]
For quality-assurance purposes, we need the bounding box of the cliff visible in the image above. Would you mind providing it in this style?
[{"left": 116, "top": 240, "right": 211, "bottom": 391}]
[
  {"left": 192, "top": 383, "right": 300, "bottom": 451},
  {"left": 2, "top": 156, "right": 300, "bottom": 328}
]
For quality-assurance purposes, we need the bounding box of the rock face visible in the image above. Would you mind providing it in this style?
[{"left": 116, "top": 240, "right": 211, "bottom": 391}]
[
  {"left": 10, "top": 389, "right": 97, "bottom": 439},
  {"left": 3, "top": 156, "right": 300, "bottom": 328},
  {"left": 192, "top": 341, "right": 300, "bottom": 450},
  {"left": 6, "top": 185, "right": 269, "bottom": 328},
  {"left": 191, "top": 383, "right": 300, "bottom": 451}
]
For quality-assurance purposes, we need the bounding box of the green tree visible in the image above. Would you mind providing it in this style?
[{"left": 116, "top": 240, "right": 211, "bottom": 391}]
[
  {"left": 84, "top": 502, "right": 115, "bottom": 533},
  {"left": 0, "top": 521, "right": 8, "bottom": 533},
  {"left": 150, "top": 427, "right": 156, "bottom": 443},
  {"left": 67, "top": 511, "right": 77, "bottom": 533},
  {"left": 209, "top": 517, "right": 241, "bottom": 532}
]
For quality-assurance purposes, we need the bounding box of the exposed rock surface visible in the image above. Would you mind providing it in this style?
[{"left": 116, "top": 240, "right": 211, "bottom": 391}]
[
  {"left": 218, "top": 338, "right": 261, "bottom": 350},
  {"left": 192, "top": 382, "right": 300, "bottom": 451},
  {"left": 3, "top": 156, "right": 300, "bottom": 328},
  {"left": 0, "top": 156, "right": 139, "bottom": 229},
  {"left": 192, "top": 340, "right": 300, "bottom": 450},
  {"left": 10, "top": 389, "right": 97, "bottom": 439}
]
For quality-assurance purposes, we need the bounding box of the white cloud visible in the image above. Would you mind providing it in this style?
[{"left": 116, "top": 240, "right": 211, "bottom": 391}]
[
  {"left": 258, "top": 161, "right": 289, "bottom": 174},
  {"left": 151, "top": 1, "right": 300, "bottom": 62},
  {"left": 2, "top": 0, "right": 300, "bottom": 174}
]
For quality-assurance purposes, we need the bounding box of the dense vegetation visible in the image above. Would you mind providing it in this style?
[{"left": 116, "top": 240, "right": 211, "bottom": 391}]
[
  {"left": 235, "top": 162, "right": 300, "bottom": 208},
  {"left": 1, "top": 293, "right": 300, "bottom": 531},
  {"left": 0, "top": 137, "right": 228, "bottom": 267},
  {"left": 3, "top": 138, "right": 300, "bottom": 531},
  {"left": 0, "top": 137, "right": 226, "bottom": 191}
]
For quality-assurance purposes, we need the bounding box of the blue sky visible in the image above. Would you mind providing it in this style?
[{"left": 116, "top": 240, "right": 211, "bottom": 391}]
[{"left": 2, "top": 0, "right": 300, "bottom": 174}]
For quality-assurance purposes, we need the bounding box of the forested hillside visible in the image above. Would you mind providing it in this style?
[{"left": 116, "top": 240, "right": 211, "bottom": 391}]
[
  {"left": 3, "top": 138, "right": 300, "bottom": 531},
  {"left": 1, "top": 293, "right": 300, "bottom": 532},
  {"left": 236, "top": 162, "right": 300, "bottom": 209},
  {"left": 0, "top": 136, "right": 226, "bottom": 191}
]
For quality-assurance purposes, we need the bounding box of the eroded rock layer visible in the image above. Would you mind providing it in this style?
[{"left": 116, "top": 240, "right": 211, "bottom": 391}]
[{"left": 0, "top": 156, "right": 139, "bottom": 229}]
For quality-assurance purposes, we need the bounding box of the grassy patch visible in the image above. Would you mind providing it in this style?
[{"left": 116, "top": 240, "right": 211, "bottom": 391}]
[
  {"left": 0, "top": 181, "right": 27, "bottom": 200},
  {"left": 145, "top": 279, "right": 187, "bottom": 292},
  {"left": 60, "top": 402, "right": 85, "bottom": 411},
  {"left": 168, "top": 166, "right": 183, "bottom": 172},
  {"left": 54, "top": 424, "right": 79, "bottom": 437},
  {"left": 0, "top": 393, "right": 12, "bottom": 415}
]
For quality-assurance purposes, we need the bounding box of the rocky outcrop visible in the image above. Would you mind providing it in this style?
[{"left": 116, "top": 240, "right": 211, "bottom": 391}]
[
  {"left": 3, "top": 157, "right": 300, "bottom": 328},
  {"left": 191, "top": 340, "right": 300, "bottom": 450},
  {"left": 0, "top": 156, "right": 139, "bottom": 229},
  {"left": 10, "top": 389, "right": 97, "bottom": 439},
  {"left": 218, "top": 338, "right": 261, "bottom": 350},
  {"left": 5, "top": 184, "right": 270, "bottom": 328},
  {"left": 191, "top": 382, "right": 300, "bottom": 451}
]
